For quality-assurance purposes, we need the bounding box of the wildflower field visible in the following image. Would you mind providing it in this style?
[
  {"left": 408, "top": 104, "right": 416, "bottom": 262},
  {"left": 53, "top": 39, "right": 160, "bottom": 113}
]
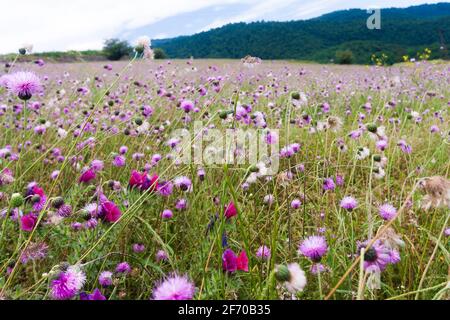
[{"left": 0, "top": 58, "right": 449, "bottom": 300}]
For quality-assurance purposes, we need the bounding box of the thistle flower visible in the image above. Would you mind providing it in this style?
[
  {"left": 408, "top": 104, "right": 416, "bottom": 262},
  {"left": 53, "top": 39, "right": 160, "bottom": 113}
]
[
  {"left": 291, "top": 199, "right": 301, "bottom": 209},
  {"left": 50, "top": 265, "right": 86, "bottom": 300},
  {"left": 378, "top": 203, "right": 397, "bottom": 221},
  {"left": 20, "top": 242, "right": 48, "bottom": 264},
  {"left": 116, "top": 262, "right": 131, "bottom": 274},
  {"left": 175, "top": 198, "right": 188, "bottom": 211},
  {"left": 99, "top": 271, "right": 113, "bottom": 287},
  {"left": 299, "top": 235, "right": 328, "bottom": 262},
  {"left": 4, "top": 71, "right": 42, "bottom": 100},
  {"left": 323, "top": 178, "right": 335, "bottom": 191},
  {"left": 112, "top": 155, "right": 126, "bottom": 167},
  {"left": 256, "top": 245, "right": 271, "bottom": 260},
  {"left": 174, "top": 176, "right": 192, "bottom": 192},
  {"left": 162, "top": 209, "right": 173, "bottom": 219},
  {"left": 180, "top": 100, "right": 194, "bottom": 113},
  {"left": 156, "top": 250, "right": 169, "bottom": 262},
  {"left": 340, "top": 196, "right": 358, "bottom": 211},
  {"left": 152, "top": 274, "right": 195, "bottom": 300}
]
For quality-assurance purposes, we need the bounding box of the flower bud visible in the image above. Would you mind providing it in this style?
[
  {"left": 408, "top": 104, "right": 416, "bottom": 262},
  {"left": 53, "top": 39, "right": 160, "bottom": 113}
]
[{"left": 10, "top": 193, "right": 24, "bottom": 208}]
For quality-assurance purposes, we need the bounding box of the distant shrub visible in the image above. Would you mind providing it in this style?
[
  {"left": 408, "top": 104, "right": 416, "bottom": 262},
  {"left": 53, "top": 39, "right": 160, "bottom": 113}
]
[
  {"left": 153, "top": 48, "right": 168, "bottom": 59},
  {"left": 103, "top": 39, "right": 132, "bottom": 61},
  {"left": 335, "top": 50, "right": 354, "bottom": 64}
]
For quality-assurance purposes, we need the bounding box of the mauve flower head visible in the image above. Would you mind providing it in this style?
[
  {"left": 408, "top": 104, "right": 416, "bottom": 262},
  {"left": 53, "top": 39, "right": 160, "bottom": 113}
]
[
  {"left": 79, "top": 168, "right": 96, "bottom": 184},
  {"left": 50, "top": 265, "right": 86, "bottom": 300},
  {"left": 299, "top": 235, "right": 328, "bottom": 262},
  {"left": 156, "top": 250, "right": 169, "bottom": 262},
  {"left": 80, "top": 288, "right": 106, "bottom": 300},
  {"left": 90, "top": 159, "right": 104, "bottom": 172},
  {"left": 99, "top": 271, "right": 113, "bottom": 287},
  {"left": 174, "top": 176, "right": 192, "bottom": 192},
  {"left": 157, "top": 180, "right": 173, "bottom": 196},
  {"left": 116, "top": 262, "right": 131, "bottom": 274},
  {"left": 175, "top": 198, "right": 188, "bottom": 211},
  {"left": 57, "top": 204, "right": 72, "bottom": 217},
  {"left": 119, "top": 146, "right": 128, "bottom": 154},
  {"left": 378, "top": 203, "right": 397, "bottom": 221},
  {"left": 264, "top": 194, "right": 274, "bottom": 205},
  {"left": 256, "top": 245, "right": 271, "bottom": 260},
  {"left": 4, "top": 71, "right": 42, "bottom": 100},
  {"left": 112, "top": 155, "right": 126, "bottom": 167},
  {"left": 180, "top": 100, "right": 195, "bottom": 113},
  {"left": 152, "top": 274, "right": 195, "bottom": 300},
  {"left": 340, "top": 196, "right": 358, "bottom": 211},
  {"left": 358, "top": 240, "right": 392, "bottom": 272},
  {"left": 291, "top": 199, "right": 302, "bottom": 209},
  {"left": 323, "top": 178, "right": 335, "bottom": 191},
  {"left": 132, "top": 243, "right": 145, "bottom": 253}
]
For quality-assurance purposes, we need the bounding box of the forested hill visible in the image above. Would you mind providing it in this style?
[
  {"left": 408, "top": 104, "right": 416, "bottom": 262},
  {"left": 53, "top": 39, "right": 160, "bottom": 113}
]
[{"left": 152, "top": 3, "right": 450, "bottom": 64}]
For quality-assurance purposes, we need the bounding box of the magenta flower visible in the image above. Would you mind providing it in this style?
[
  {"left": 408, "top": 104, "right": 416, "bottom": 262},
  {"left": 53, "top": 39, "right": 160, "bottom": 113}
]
[
  {"left": 162, "top": 209, "right": 173, "bottom": 219},
  {"left": 80, "top": 288, "right": 106, "bottom": 300},
  {"left": 101, "top": 201, "right": 121, "bottom": 223},
  {"left": 299, "top": 235, "right": 328, "bottom": 262},
  {"left": 180, "top": 100, "right": 194, "bottom": 113},
  {"left": 222, "top": 249, "right": 248, "bottom": 273},
  {"left": 224, "top": 202, "right": 237, "bottom": 219},
  {"left": 152, "top": 274, "right": 195, "bottom": 300},
  {"left": 79, "top": 168, "right": 96, "bottom": 184},
  {"left": 21, "top": 213, "right": 37, "bottom": 232},
  {"left": 157, "top": 180, "right": 173, "bottom": 196},
  {"left": 50, "top": 265, "right": 86, "bottom": 300}
]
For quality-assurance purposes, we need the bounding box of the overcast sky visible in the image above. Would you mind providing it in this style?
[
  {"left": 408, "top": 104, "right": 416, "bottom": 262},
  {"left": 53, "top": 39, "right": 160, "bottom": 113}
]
[{"left": 0, "top": 0, "right": 446, "bottom": 53}]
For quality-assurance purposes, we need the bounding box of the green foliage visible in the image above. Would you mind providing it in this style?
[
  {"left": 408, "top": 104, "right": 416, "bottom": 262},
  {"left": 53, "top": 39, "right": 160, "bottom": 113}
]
[
  {"left": 152, "top": 3, "right": 450, "bottom": 64},
  {"left": 336, "top": 50, "right": 354, "bottom": 64},
  {"left": 103, "top": 38, "right": 132, "bottom": 61},
  {"left": 153, "top": 48, "right": 168, "bottom": 59}
]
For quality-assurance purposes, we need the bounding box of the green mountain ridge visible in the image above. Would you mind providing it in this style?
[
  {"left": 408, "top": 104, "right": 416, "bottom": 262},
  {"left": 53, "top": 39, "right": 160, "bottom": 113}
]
[{"left": 152, "top": 3, "right": 450, "bottom": 64}]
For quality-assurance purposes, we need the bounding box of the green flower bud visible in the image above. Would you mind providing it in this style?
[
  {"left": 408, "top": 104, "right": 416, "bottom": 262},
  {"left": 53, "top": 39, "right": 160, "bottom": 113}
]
[
  {"left": 52, "top": 197, "right": 65, "bottom": 209},
  {"left": 275, "top": 265, "right": 291, "bottom": 282},
  {"left": 373, "top": 155, "right": 382, "bottom": 162},
  {"left": 10, "top": 193, "right": 24, "bottom": 208},
  {"left": 291, "top": 92, "right": 300, "bottom": 100},
  {"left": 367, "top": 123, "right": 378, "bottom": 133}
]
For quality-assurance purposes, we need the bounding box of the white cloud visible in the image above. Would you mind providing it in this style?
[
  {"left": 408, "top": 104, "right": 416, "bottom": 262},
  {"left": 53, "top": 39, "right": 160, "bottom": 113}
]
[{"left": 0, "top": 0, "right": 242, "bottom": 53}]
